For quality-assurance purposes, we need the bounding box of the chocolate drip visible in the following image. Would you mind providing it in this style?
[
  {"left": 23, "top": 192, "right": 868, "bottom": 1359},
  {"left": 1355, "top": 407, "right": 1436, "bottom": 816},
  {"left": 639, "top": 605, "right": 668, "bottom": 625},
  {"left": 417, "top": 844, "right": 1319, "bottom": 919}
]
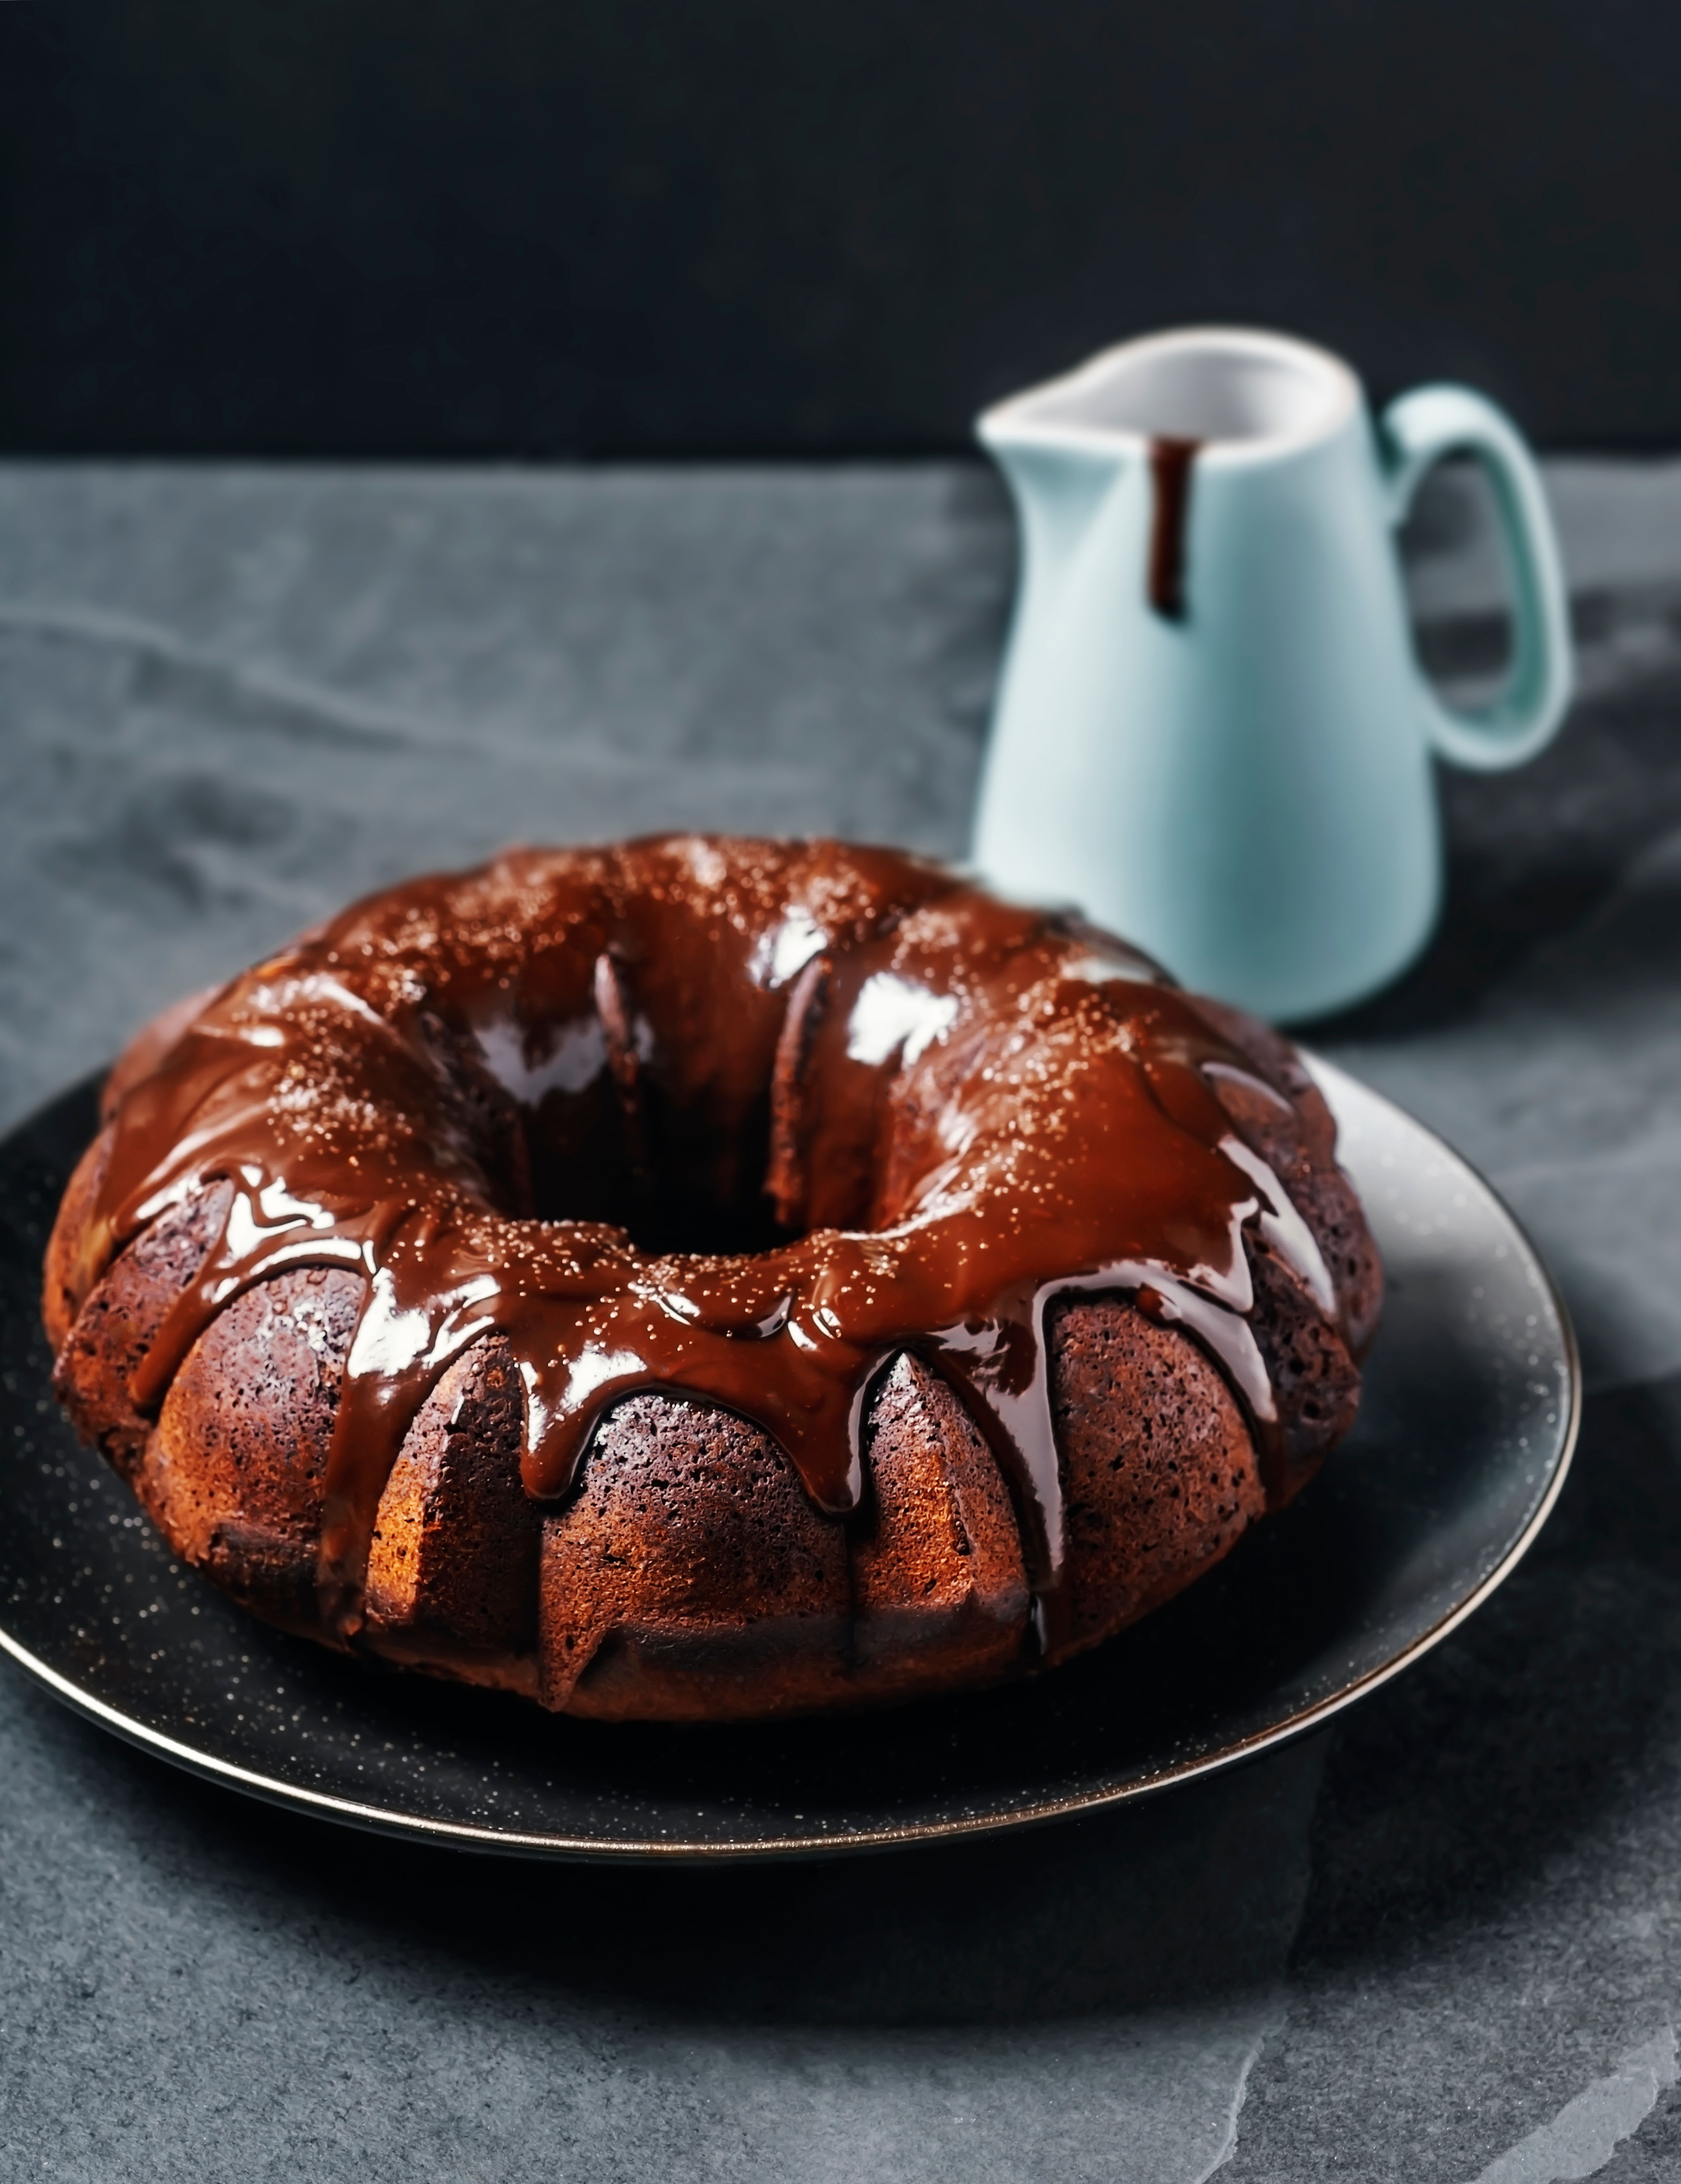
[
  {"left": 80, "top": 837, "right": 1311, "bottom": 1647},
  {"left": 1147, "top": 435, "right": 1202, "bottom": 621},
  {"left": 592, "top": 949, "right": 650, "bottom": 1186},
  {"left": 765, "top": 952, "right": 830, "bottom": 1229}
]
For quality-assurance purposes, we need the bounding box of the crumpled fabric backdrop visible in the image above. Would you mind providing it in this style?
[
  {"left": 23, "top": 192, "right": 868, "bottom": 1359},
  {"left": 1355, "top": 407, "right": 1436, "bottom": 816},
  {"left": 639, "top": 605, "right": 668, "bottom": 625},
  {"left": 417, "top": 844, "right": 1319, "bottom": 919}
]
[{"left": 3, "top": 458, "right": 1681, "bottom": 2179}]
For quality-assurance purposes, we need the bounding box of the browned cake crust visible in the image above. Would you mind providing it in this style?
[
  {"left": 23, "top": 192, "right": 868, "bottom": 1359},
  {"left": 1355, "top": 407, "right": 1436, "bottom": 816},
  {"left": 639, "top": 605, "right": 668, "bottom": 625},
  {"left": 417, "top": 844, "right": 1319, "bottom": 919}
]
[{"left": 42, "top": 837, "right": 1381, "bottom": 1721}]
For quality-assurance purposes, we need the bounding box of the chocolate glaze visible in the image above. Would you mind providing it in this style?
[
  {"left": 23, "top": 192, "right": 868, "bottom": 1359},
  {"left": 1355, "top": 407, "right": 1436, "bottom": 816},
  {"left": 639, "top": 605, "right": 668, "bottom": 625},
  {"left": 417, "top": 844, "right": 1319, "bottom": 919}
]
[
  {"left": 1147, "top": 435, "right": 1202, "bottom": 621},
  {"left": 74, "top": 837, "right": 1335, "bottom": 1654}
]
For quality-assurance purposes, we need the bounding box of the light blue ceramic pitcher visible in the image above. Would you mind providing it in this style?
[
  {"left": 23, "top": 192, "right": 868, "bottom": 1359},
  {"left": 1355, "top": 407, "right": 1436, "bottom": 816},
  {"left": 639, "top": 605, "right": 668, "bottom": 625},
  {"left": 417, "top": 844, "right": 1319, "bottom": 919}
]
[{"left": 970, "top": 327, "right": 1572, "bottom": 1021}]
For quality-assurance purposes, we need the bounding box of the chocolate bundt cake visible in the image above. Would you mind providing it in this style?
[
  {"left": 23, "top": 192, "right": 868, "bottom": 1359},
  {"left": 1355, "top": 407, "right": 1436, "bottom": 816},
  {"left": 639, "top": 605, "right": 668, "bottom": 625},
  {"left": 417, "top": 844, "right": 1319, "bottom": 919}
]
[{"left": 42, "top": 836, "right": 1381, "bottom": 1721}]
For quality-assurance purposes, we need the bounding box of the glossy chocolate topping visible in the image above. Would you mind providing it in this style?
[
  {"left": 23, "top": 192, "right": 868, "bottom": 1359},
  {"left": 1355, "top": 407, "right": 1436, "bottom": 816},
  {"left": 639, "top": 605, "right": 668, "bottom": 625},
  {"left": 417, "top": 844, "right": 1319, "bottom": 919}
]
[
  {"left": 73, "top": 837, "right": 1334, "bottom": 1652},
  {"left": 1147, "top": 435, "right": 1202, "bottom": 621}
]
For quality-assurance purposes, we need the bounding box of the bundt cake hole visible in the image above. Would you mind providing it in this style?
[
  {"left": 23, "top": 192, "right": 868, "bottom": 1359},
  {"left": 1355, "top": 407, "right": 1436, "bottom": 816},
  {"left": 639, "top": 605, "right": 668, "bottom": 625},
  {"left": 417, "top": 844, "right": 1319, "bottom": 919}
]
[
  {"left": 467, "top": 994, "right": 855, "bottom": 1258},
  {"left": 438, "top": 930, "right": 885, "bottom": 1259}
]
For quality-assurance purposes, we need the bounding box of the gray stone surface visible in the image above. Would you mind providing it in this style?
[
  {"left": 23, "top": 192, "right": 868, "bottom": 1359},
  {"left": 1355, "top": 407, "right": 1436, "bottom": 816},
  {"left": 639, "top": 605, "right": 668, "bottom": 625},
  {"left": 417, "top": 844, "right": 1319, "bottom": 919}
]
[
  {"left": 1228, "top": 456, "right": 1681, "bottom": 2181},
  {"left": 0, "top": 464, "right": 1010, "bottom": 1124},
  {"left": 0, "top": 1663, "right": 1318, "bottom": 2183},
  {"left": 3, "top": 454, "right": 1681, "bottom": 2177}
]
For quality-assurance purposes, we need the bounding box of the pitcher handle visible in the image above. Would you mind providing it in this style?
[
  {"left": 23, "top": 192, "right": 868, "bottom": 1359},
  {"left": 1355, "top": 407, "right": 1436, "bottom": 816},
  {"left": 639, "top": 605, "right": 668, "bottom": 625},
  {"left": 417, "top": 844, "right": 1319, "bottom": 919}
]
[{"left": 1379, "top": 383, "right": 1573, "bottom": 772}]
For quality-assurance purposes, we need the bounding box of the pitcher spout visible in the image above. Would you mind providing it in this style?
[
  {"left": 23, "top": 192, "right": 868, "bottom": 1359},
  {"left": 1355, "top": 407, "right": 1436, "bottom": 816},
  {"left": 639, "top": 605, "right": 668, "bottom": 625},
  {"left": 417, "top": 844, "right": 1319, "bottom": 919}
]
[{"left": 977, "top": 404, "right": 1127, "bottom": 600}]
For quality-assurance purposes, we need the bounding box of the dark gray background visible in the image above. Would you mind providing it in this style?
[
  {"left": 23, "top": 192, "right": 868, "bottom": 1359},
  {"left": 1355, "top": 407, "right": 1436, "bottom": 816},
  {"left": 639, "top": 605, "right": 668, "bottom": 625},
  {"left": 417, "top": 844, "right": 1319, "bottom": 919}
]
[{"left": 3, "top": 0, "right": 1679, "bottom": 457}]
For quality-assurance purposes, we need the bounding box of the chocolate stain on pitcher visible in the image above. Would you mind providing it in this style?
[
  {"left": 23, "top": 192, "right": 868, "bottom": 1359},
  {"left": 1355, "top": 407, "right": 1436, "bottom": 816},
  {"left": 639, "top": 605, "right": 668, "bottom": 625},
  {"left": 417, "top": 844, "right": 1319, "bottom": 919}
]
[{"left": 1147, "top": 436, "right": 1203, "bottom": 621}]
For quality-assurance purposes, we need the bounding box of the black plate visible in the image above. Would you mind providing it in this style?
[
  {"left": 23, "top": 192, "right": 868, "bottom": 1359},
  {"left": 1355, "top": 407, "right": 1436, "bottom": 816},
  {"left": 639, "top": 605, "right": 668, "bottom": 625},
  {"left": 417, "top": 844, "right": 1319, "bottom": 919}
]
[{"left": 0, "top": 1060, "right": 1578, "bottom": 1859}]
